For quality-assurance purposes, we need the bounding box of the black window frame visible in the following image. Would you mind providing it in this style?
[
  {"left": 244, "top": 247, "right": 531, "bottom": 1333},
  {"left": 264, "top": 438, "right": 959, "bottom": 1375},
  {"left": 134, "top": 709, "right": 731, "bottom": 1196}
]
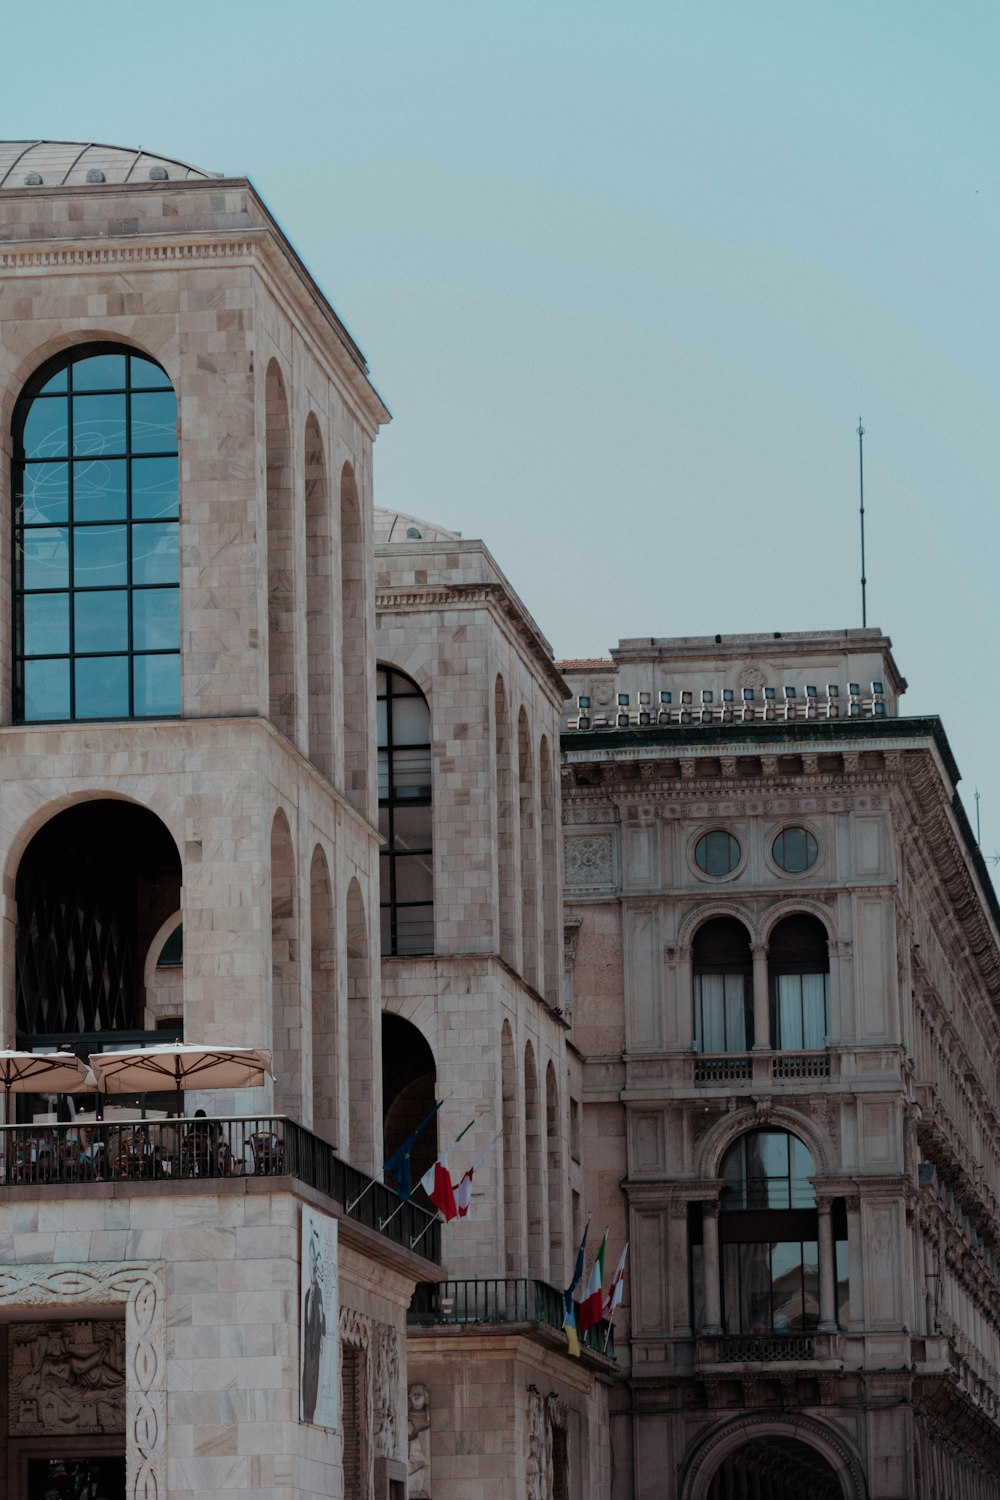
[{"left": 377, "top": 666, "right": 433, "bottom": 956}]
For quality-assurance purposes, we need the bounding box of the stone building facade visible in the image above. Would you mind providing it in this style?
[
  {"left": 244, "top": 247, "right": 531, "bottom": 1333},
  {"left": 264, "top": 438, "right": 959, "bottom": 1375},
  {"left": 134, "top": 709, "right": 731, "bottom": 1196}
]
[
  {"left": 1, "top": 138, "right": 998, "bottom": 1500},
  {"left": 560, "top": 632, "right": 1000, "bottom": 1499}
]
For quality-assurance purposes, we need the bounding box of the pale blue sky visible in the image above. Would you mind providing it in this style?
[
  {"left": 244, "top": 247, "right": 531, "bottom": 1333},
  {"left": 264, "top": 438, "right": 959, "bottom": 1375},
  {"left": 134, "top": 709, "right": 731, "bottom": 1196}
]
[{"left": 4, "top": 1, "right": 998, "bottom": 855}]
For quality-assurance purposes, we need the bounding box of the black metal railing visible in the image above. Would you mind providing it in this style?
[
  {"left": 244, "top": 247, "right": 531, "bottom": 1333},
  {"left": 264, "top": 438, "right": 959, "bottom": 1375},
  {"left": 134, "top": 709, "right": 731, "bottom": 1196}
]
[
  {"left": 716, "top": 1333, "right": 815, "bottom": 1362},
  {"left": 408, "top": 1277, "right": 614, "bottom": 1359},
  {"left": 0, "top": 1116, "right": 440, "bottom": 1262}
]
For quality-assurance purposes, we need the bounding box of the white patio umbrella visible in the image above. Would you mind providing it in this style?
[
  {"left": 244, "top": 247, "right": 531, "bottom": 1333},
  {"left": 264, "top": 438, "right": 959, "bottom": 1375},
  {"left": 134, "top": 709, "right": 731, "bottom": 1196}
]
[
  {"left": 0, "top": 1050, "right": 94, "bottom": 1125},
  {"left": 88, "top": 1042, "right": 274, "bottom": 1117}
]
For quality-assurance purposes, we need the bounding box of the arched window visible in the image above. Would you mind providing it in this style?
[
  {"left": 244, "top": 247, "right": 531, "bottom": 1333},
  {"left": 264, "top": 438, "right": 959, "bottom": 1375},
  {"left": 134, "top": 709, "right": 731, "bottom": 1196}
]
[
  {"left": 718, "top": 1130, "right": 821, "bottom": 1336},
  {"left": 377, "top": 667, "right": 433, "bottom": 955},
  {"left": 693, "top": 917, "right": 753, "bottom": 1052},
  {"left": 13, "top": 345, "right": 180, "bottom": 722},
  {"left": 769, "top": 914, "right": 830, "bottom": 1049}
]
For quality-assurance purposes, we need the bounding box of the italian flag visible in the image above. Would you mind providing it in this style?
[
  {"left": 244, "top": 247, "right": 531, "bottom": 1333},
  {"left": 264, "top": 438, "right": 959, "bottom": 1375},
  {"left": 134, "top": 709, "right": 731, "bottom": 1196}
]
[
  {"left": 419, "top": 1117, "right": 476, "bottom": 1223},
  {"left": 453, "top": 1131, "right": 501, "bottom": 1219},
  {"left": 576, "top": 1230, "right": 607, "bottom": 1336},
  {"left": 603, "top": 1241, "right": 628, "bottom": 1321}
]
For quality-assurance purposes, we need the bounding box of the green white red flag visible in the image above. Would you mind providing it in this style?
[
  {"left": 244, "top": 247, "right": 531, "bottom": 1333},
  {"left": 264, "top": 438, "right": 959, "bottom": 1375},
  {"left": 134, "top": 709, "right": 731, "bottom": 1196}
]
[
  {"left": 452, "top": 1131, "right": 501, "bottom": 1219},
  {"left": 419, "top": 1117, "right": 476, "bottom": 1223}
]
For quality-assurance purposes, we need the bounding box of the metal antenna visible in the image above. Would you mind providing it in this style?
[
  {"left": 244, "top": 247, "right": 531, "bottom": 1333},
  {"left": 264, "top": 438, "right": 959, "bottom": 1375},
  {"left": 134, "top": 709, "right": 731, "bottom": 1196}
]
[
  {"left": 975, "top": 788, "right": 981, "bottom": 847},
  {"left": 857, "top": 417, "right": 867, "bottom": 627}
]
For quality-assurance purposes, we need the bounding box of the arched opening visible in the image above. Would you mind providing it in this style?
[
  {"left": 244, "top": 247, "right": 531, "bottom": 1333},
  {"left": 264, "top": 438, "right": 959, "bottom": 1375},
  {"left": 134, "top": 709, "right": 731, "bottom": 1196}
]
[
  {"left": 693, "top": 917, "right": 753, "bottom": 1052},
  {"left": 539, "top": 736, "right": 559, "bottom": 1005},
  {"left": 501, "top": 1019, "right": 520, "bottom": 1273},
  {"left": 345, "top": 879, "right": 374, "bottom": 1170},
  {"left": 494, "top": 677, "right": 516, "bottom": 965},
  {"left": 545, "top": 1061, "right": 564, "bottom": 1279},
  {"left": 16, "top": 800, "right": 181, "bottom": 1048},
  {"left": 769, "top": 914, "right": 830, "bottom": 1049},
  {"left": 265, "top": 361, "right": 296, "bottom": 743},
  {"left": 381, "top": 1013, "right": 437, "bottom": 1195},
  {"left": 270, "top": 809, "right": 300, "bottom": 1118},
  {"left": 310, "top": 845, "right": 337, "bottom": 1144},
  {"left": 340, "top": 463, "right": 367, "bottom": 811},
  {"left": 305, "top": 415, "right": 333, "bottom": 779},
  {"left": 703, "top": 1436, "right": 846, "bottom": 1500},
  {"left": 524, "top": 1041, "right": 545, "bottom": 1275},
  {"left": 517, "top": 707, "right": 538, "bottom": 989},
  {"left": 12, "top": 344, "right": 181, "bottom": 724},
  {"left": 377, "top": 667, "right": 433, "bottom": 955}
]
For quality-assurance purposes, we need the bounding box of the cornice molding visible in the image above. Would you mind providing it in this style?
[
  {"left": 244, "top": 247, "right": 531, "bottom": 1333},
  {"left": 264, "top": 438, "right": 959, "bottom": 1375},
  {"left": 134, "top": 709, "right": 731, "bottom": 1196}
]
[{"left": 0, "top": 230, "right": 262, "bottom": 272}]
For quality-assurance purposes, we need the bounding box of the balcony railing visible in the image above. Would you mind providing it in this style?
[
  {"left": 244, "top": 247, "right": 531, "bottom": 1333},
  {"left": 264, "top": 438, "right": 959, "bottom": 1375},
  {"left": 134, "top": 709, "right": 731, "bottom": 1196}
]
[
  {"left": 409, "top": 1277, "right": 615, "bottom": 1359},
  {"left": 694, "top": 1054, "right": 751, "bottom": 1084},
  {"left": 716, "top": 1333, "right": 815, "bottom": 1362},
  {"left": 0, "top": 1116, "right": 440, "bottom": 1263},
  {"left": 771, "top": 1053, "right": 831, "bottom": 1080}
]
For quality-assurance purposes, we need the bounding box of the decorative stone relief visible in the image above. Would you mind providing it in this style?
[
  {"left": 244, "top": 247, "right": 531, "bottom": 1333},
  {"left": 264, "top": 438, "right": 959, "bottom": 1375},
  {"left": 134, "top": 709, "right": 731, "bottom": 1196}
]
[
  {"left": 10, "top": 1319, "right": 126, "bottom": 1435},
  {"left": 374, "top": 1322, "right": 400, "bottom": 1459},
  {"left": 0, "top": 1262, "right": 165, "bottom": 1500},
  {"left": 740, "top": 667, "right": 767, "bottom": 693},
  {"left": 527, "top": 1387, "right": 546, "bottom": 1500},
  {"left": 407, "top": 1381, "right": 431, "bottom": 1498},
  {"left": 564, "top": 833, "right": 613, "bottom": 888}
]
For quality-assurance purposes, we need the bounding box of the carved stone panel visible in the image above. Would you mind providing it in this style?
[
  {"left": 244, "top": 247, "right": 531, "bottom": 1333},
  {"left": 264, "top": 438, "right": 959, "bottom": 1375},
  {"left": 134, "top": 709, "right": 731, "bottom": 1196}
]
[
  {"left": 10, "top": 1319, "right": 126, "bottom": 1436},
  {"left": 374, "top": 1321, "right": 400, "bottom": 1460},
  {"left": 564, "top": 833, "right": 615, "bottom": 890},
  {"left": 408, "top": 1380, "right": 431, "bottom": 1499}
]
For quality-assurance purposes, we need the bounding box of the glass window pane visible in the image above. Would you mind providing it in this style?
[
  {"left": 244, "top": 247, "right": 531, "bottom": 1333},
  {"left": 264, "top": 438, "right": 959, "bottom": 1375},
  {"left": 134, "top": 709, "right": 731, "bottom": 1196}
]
[
  {"left": 23, "top": 594, "right": 69, "bottom": 656},
  {"left": 390, "top": 746, "right": 431, "bottom": 797},
  {"left": 394, "top": 906, "right": 433, "bottom": 955},
  {"left": 22, "top": 399, "right": 69, "bottom": 459},
  {"left": 394, "top": 854, "right": 433, "bottom": 904},
  {"left": 23, "top": 659, "right": 70, "bottom": 721},
  {"left": 129, "top": 356, "right": 172, "bottom": 389},
  {"left": 132, "top": 589, "right": 179, "bottom": 650},
  {"left": 376, "top": 698, "right": 388, "bottom": 747},
  {"left": 73, "top": 458, "right": 127, "bottom": 521},
  {"left": 38, "top": 368, "right": 68, "bottom": 394},
  {"left": 72, "top": 353, "right": 127, "bottom": 391},
  {"left": 378, "top": 806, "right": 390, "bottom": 840},
  {"left": 379, "top": 906, "right": 392, "bottom": 955},
  {"left": 21, "top": 463, "right": 68, "bottom": 524},
  {"left": 742, "top": 1243, "right": 773, "bottom": 1333},
  {"left": 391, "top": 694, "right": 430, "bottom": 745},
  {"left": 724, "top": 973, "right": 747, "bottom": 1049},
  {"left": 74, "top": 525, "right": 127, "bottom": 586},
  {"left": 696, "top": 830, "right": 740, "bottom": 875},
  {"left": 379, "top": 853, "right": 391, "bottom": 903},
  {"left": 131, "top": 456, "right": 178, "bottom": 518},
  {"left": 133, "top": 653, "right": 180, "bottom": 716},
  {"left": 22, "top": 528, "right": 70, "bottom": 589},
  {"left": 376, "top": 668, "right": 387, "bottom": 695},
  {"left": 377, "top": 750, "right": 390, "bottom": 800},
  {"left": 132, "top": 522, "right": 179, "bottom": 585},
  {"left": 72, "top": 393, "right": 127, "bottom": 455},
  {"left": 801, "top": 974, "right": 828, "bottom": 1047},
  {"left": 778, "top": 975, "right": 803, "bottom": 1049},
  {"left": 392, "top": 805, "right": 432, "bottom": 851},
  {"left": 75, "top": 591, "right": 128, "bottom": 653},
  {"left": 130, "top": 391, "right": 177, "bottom": 453},
  {"left": 695, "top": 974, "right": 726, "bottom": 1053},
  {"left": 75, "top": 656, "right": 129, "bottom": 718}
]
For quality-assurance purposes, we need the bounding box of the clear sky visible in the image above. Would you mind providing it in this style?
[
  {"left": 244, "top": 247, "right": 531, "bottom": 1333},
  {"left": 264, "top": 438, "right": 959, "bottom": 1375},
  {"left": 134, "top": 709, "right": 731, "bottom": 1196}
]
[{"left": 4, "top": 1, "right": 998, "bottom": 858}]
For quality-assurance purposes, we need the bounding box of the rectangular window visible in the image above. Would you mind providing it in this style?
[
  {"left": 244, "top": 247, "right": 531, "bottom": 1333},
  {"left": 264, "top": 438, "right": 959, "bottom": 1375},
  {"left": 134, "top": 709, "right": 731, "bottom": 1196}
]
[
  {"left": 694, "top": 973, "right": 750, "bottom": 1051},
  {"left": 773, "top": 973, "right": 829, "bottom": 1049}
]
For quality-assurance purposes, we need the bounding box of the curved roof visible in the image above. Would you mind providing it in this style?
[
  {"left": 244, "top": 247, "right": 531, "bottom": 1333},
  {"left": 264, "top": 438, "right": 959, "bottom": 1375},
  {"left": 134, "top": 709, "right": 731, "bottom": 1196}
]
[
  {"left": 374, "top": 508, "right": 461, "bottom": 544},
  {"left": 0, "top": 140, "right": 221, "bottom": 189}
]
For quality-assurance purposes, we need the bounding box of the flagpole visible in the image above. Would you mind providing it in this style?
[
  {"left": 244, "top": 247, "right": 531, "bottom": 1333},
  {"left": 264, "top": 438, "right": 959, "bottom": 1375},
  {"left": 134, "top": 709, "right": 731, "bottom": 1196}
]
[{"left": 410, "top": 1210, "right": 442, "bottom": 1250}]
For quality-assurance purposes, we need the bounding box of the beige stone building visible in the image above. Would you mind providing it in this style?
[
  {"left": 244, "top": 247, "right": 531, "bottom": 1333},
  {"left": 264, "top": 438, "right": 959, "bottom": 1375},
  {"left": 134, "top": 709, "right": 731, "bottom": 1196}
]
[
  {"left": 561, "top": 632, "right": 1000, "bottom": 1499},
  {"left": 1, "top": 136, "right": 999, "bottom": 1500}
]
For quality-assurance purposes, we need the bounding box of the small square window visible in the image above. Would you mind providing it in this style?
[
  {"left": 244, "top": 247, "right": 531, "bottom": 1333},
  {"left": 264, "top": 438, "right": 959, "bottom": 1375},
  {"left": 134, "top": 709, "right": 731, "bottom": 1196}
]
[
  {"left": 639, "top": 710, "right": 650, "bottom": 725},
  {"left": 722, "top": 689, "right": 734, "bottom": 702},
  {"left": 849, "top": 682, "right": 860, "bottom": 695},
  {"left": 701, "top": 690, "right": 713, "bottom": 704},
  {"left": 618, "top": 693, "right": 629, "bottom": 707},
  {"left": 577, "top": 695, "right": 591, "bottom": 709},
  {"left": 827, "top": 684, "right": 839, "bottom": 697},
  {"left": 639, "top": 691, "right": 650, "bottom": 705},
  {"left": 849, "top": 702, "right": 860, "bottom": 715},
  {"left": 742, "top": 688, "right": 755, "bottom": 701},
  {"left": 872, "top": 681, "right": 884, "bottom": 695},
  {"left": 874, "top": 701, "right": 886, "bottom": 716},
  {"left": 764, "top": 687, "right": 775, "bottom": 700},
  {"left": 784, "top": 686, "right": 796, "bottom": 699},
  {"left": 660, "top": 690, "right": 672, "bottom": 704},
  {"left": 681, "top": 691, "right": 692, "bottom": 705},
  {"left": 805, "top": 685, "right": 817, "bottom": 697}
]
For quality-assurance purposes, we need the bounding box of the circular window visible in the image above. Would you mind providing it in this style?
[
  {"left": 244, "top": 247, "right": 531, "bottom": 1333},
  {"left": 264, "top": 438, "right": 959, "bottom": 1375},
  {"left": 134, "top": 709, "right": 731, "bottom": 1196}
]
[
  {"left": 694, "top": 830, "right": 741, "bottom": 876},
  {"left": 772, "top": 827, "right": 818, "bottom": 873}
]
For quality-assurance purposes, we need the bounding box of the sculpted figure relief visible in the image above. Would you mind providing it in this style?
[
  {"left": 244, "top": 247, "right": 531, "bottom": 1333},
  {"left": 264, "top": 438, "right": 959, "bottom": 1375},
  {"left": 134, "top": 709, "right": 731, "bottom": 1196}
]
[{"left": 407, "top": 1381, "right": 431, "bottom": 1497}]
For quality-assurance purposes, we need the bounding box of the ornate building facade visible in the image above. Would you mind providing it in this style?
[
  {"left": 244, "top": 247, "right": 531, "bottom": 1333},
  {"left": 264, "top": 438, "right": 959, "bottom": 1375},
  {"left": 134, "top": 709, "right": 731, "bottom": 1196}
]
[{"left": 0, "top": 138, "right": 998, "bottom": 1500}]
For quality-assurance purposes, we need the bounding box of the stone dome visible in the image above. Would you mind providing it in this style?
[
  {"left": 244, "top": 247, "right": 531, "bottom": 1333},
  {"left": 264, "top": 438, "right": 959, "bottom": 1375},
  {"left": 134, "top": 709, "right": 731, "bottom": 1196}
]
[
  {"left": 374, "top": 508, "right": 461, "bottom": 544},
  {"left": 0, "top": 140, "right": 221, "bottom": 189}
]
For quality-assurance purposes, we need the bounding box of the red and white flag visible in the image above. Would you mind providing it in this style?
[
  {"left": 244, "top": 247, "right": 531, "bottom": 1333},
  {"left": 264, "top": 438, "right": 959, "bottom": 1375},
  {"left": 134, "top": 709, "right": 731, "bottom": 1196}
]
[
  {"left": 452, "top": 1131, "right": 501, "bottom": 1220},
  {"left": 603, "top": 1241, "right": 628, "bottom": 1321},
  {"left": 577, "top": 1229, "right": 607, "bottom": 1335},
  {"left": 420, "top": 1153, "right": 458, "bottom": 1221}
]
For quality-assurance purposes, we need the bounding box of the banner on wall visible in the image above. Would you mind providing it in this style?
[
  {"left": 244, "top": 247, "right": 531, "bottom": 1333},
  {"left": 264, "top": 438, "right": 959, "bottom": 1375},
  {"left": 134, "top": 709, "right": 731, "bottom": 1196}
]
[{"left": 300, "top": 1204, "right": 339, "bottom": 1427}]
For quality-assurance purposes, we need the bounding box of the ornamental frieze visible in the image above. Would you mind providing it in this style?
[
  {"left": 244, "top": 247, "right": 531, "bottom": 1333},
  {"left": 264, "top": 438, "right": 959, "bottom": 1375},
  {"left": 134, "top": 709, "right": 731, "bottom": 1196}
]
[{"left": 564, "top": 833, "right": 615, "bottom": 888}]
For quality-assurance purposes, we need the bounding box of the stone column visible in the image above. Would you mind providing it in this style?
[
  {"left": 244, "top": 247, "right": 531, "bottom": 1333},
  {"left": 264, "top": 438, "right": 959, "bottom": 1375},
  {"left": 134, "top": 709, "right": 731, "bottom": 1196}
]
[
  {"left": 751, "top": 943, "right": 770, "bottom": 1050},
  {"left": 677, "top": 946, "right": 693, "bottom": 1045},
  {"left": 702, "top": 1202, "right": 723, "bottom": 1336},
  {"left": 817, "top": 1200, "right": 837, "bottom": 1331}
]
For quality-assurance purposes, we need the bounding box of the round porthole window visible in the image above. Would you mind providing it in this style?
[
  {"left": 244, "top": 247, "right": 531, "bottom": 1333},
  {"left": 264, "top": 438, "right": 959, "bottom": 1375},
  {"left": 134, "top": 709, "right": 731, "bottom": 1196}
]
[
  {"left": 772, "top": 827, "right": 818, "bottom": 873},
  {"left": 694, "top": 830, "right": 741, "bottom": 876}
]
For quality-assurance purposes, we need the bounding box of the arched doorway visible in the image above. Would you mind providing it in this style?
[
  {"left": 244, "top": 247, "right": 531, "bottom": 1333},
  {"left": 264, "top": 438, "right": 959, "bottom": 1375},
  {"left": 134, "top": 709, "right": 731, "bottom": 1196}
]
[
  {"left": 706, "top": 1436, "right": 845, "bottom": 1499},
  {"left": 381, "top": 1014, "right": 436, "bottom": 1193}
]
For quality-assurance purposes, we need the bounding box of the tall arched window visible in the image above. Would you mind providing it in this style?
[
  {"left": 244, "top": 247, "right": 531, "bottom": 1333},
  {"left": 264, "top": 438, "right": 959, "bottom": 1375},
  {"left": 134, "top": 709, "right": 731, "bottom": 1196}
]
[
  {"left": 13, "top": 345, "right": 180, "bottom": 722},
  {"left": 769, "top": 914, "right": 830, "bottom": 1049},
  {"left": 377, "top": 667, "right": 433, "bottom": 955},
  {"left": 693, "top": 917, "right": 753, "bottom": 1051}
]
